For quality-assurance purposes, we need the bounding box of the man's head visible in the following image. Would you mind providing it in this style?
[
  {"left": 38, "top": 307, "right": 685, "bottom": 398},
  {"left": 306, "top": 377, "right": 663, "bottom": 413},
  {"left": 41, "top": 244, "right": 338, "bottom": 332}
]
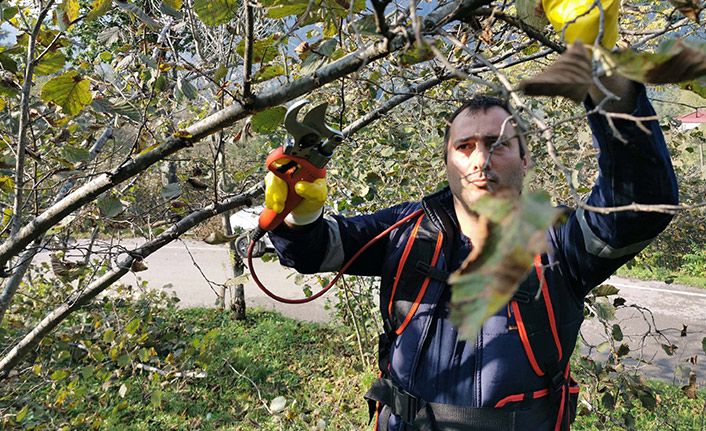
[{"left": 443, "top": 95, "right": 528, "bottom": 217}]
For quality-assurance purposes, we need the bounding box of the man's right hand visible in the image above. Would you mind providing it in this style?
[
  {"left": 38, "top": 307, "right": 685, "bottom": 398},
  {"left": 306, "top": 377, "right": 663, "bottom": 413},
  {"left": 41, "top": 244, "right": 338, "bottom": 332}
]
[{"left": 265, "top": 171, "right": 328, "bottom": 226}]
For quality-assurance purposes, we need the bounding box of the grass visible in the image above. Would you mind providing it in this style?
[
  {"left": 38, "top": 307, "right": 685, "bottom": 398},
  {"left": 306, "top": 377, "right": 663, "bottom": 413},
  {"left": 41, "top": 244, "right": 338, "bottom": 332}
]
[
  {"left": 616, "top": 263, "right": 706, "bottom": 289},
  {"left": 2, "top": 307, "right": 704, "bottom": 430}
]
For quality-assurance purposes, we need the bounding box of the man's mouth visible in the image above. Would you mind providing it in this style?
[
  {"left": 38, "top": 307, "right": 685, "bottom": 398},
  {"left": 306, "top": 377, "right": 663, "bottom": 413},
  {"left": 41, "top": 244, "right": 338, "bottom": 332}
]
[{"left": 464, "top": 171, "right": 498, "bottom": 188}]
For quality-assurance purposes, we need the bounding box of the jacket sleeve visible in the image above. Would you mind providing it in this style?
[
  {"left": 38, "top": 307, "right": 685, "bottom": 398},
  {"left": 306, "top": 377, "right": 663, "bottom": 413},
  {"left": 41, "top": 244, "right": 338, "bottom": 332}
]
[
  {"left": 551, "top": 84, "right": 679, "bottom": 299},
  {"left": 268, "top": 203, "right": 418, "bottom": 276}
]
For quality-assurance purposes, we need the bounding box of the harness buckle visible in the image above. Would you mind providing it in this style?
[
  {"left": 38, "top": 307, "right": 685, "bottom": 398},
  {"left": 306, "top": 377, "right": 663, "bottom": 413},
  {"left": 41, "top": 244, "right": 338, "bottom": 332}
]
[
  {"left": 392, "top": 385, "right": 421, "bottom": 425},
  {"left": 549, "top": 370, "right": 567, "bottom": 402},
  {"left": 415, "top": 261, "right": 449, "bottom": 283},
  {"left": 511, "top": 288, "right": 533, "bottom": 304}
]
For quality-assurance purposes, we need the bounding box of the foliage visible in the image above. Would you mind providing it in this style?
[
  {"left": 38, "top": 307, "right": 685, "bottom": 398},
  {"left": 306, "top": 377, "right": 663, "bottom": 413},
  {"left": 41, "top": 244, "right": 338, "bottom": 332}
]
[
  {"left": 0, "top": 0, "right": 704, "bottom": 420},
  {"left": 1, "top": 273, "right": 373, "bottom": 430}
]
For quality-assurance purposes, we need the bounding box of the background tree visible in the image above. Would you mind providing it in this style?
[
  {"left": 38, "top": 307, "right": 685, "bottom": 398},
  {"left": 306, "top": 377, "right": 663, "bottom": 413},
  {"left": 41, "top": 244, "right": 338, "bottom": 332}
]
[{"left": 0, "top": 0, "right": 704, "bottom": 428}]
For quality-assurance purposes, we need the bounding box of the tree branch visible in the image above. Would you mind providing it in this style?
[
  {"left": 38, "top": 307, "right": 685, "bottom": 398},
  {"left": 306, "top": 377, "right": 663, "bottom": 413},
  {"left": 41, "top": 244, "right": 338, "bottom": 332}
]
[
  {"left": 242, "top": 1, "right": 254, "bottom": 100},
  {"left": 0, "top": 184, "right": 264, "bottom": 377},
  {"left": 0, "top": 0, "right": 492, "bottom": 274},
  {"left": 11, "top": 0, "right": 56, "bottom": 238}
]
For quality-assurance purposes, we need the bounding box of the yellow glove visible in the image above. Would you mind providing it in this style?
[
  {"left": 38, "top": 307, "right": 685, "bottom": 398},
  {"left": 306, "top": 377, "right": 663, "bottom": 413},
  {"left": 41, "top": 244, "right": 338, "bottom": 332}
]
[
  {"left": 265, "top": 172, "right": 328, "bottom": 225},
  {"left": 543, "top": 0, "right": 619, "bottom": 50}
]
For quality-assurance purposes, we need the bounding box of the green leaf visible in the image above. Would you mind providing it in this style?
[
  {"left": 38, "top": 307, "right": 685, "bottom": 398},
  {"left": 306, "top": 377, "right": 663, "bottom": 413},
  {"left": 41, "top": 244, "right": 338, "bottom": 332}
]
[
  {"left": 594, "top": 299, "right": 616, "bottom": 320},
  {"left": 40, "top": 70, "right": 93, "bottom": 116},
  {"left": 164, "top": 0, "right": 183, "bottom": 9},
  {"left": 125, "top": 318, "right": 141, "bottom": 335},
  {"left": 254, "top": 64, "right": 284, "bottom": 83},
  {"left": 194, "top": 0, "right": 239, "bottom": 26},
  {"left": 593, "top": 284, "right": 620, "bottom": 297},
  {"left": 91, "top": 347, "right": 105, "bottom": 362},
  {"left": 55, "top": 0, "right": 79, "bottom": 31},
  {"left": 300, "top": 39, "right": 337, "bottom": 75},
  {"left": 250, "top": 106, "right": 286, "bottom": 134},
  {"left": 449, "top": 189, "right": 562, "bottom": 340},
  {"left": 116, "top": 354, "right": 130, "bottom": 368},
  {"left": 90, "top": 98, "right": 141, "bottom": 121},
  {"left": 266, "top": 4, "right": 307, "bottom": 19},
  {"left": 611, "top": 324, "right": 623, "bottom": 341},
  {"left": 97, "top": 196, "right": 123, "bottom": 218},
  {"left": 151, "top": 389, "right": 163, "bottom": 407},
  {"left": 680, "top": 78, "right": 706, "bottom": 98},
  {"left": 35, "top": 51, "right": 66, "bottom": 76},
  {"left": 516, "top": 0, "right": 548, "bottom": 29},
  {"left": 2, "top": 6, "right": 19, "bottom": 21},
  {"left": 400, "top": 40, "right": 439, "bottom": 67},
  {"left": 87, "top": 0, "right": 113, "bottom": 21},
  {"left": 0, "top": 53, "right": 18, "bottom": 73},
  {"left": 236, "top": 34, "right": 283, "bottom": 64},
  {"left": 176, "top": 77, "right": 197, "bottom": 99},
  {"left": 214, "top": 63, "right": 228, "bottom": 82},
  {"left": 160, "top": 183, "right": 182, "bottom": 200},
  {"left": 62, "top": 146, "right": 89, "bottom": 163},
  {"left": 103, "top": 329, "right": 116, "bottom": 343},
  {"left": 16, "top": 406, "right": 29, "bottom": 422},
  {"left": 0, "top": 176, "right": 15, "bottom": 194},
  {"left": 51, "top": 370, "right": 69, "bottom": 381}
]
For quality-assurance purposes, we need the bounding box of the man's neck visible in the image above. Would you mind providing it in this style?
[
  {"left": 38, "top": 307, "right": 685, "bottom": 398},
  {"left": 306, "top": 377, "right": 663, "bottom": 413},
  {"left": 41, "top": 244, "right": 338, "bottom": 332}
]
[{"left": 453, "top": 199, "right": 486, "bottom": 248}]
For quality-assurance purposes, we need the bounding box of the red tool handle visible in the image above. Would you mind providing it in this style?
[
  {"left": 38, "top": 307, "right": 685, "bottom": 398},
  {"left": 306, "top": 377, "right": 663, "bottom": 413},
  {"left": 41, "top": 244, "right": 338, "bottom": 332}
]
[{"left": 258, "top": 147, "right": 327, "bottom": 232}]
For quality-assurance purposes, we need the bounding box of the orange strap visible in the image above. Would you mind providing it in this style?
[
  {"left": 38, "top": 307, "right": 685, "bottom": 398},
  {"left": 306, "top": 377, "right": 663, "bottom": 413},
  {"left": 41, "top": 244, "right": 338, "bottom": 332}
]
[{"left": 396, "top": 230, "right": 443, "bottom": 335}]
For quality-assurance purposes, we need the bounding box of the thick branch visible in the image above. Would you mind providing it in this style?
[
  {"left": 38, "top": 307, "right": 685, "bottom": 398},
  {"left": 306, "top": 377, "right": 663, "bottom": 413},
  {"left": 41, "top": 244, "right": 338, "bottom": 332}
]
[
  {"left": 0, "top": 0, "right": 490, "bottom": 274},
  {"left": 0, "top": 184, "right": 264, "bottom": 377}
]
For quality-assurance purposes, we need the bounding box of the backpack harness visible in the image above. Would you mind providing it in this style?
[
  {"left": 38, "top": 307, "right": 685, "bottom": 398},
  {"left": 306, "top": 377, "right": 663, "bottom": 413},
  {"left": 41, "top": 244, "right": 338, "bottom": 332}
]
[{"left": 364, "top": 211, "right": 579, "bottom": 431}]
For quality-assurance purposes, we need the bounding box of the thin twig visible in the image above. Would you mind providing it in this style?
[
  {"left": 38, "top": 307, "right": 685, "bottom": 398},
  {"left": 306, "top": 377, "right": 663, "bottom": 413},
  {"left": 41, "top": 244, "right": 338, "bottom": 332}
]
[{"left": 225, "top": 360, "right": 272, "bottom": 414}]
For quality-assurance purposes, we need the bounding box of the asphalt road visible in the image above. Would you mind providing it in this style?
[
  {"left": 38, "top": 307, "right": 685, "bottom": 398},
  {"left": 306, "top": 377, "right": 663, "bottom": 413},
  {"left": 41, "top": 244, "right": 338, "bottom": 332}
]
[{"left": 35, "top": 239, "right": 704, "bottom": 384}]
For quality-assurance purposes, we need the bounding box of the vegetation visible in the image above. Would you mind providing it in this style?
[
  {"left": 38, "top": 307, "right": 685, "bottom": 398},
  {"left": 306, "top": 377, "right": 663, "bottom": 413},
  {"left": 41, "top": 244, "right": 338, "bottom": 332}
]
[
  {"left": 0, "top": 0, "right": 705, "bottom": 429},
  {"left": 2, "top": 282, "right": 704, "bottom": 429}
]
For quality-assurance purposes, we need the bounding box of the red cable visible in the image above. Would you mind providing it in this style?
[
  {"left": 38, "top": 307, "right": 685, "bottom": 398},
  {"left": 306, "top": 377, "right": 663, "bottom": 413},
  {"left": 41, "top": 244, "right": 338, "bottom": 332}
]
[{"left": 248, "top": 209, "right": 424, "bottom": 304}]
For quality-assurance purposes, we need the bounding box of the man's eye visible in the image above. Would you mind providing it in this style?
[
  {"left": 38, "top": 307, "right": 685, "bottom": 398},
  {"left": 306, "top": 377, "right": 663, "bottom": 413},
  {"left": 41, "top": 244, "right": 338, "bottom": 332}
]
[{"left": 458, "top": 143, "right": 474, "bottom": 151}]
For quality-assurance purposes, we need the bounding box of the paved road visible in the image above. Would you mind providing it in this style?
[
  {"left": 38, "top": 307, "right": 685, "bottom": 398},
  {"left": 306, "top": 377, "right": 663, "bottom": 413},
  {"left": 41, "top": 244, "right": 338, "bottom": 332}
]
[{"left": 35, "top": 239, "right": 704, "bottom": 384}]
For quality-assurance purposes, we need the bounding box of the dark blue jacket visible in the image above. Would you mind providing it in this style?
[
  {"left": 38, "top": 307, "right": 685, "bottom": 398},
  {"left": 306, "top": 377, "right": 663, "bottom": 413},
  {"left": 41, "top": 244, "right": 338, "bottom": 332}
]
[{"left": 270, "top": 87, "right": 678, "bottom": 430}]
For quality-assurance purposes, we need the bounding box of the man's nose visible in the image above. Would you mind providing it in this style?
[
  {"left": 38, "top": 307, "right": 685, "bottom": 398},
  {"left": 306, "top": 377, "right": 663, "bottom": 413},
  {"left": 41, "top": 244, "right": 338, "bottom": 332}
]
[{"left": 470, "top": 143, "right": 492, "bottom": 172}]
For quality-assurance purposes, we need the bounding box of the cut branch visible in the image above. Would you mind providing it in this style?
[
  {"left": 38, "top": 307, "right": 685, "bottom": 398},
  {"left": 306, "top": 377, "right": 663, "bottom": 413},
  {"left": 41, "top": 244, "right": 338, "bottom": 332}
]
[{"left": 0, "top": 184, "right": 263, "bottom": 377}]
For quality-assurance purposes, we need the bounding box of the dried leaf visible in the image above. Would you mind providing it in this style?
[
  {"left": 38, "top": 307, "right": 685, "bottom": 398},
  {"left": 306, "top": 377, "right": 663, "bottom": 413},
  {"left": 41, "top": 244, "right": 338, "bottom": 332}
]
[
  {"left": 187, "top": 178, "right": 208, "bottom": 190},
  {"left": 606, "top": 39, "right": 706, "bottom": 85},
  {"left": 131, "top": 259, "right": 148, "bottom": 272},
  {"left": 449, "top": 189, "right": 563, "bottom": 340},
  {"left": 518, "top": 41, "right": 593, "bottom": 103},
  {"left": 203, "top": 231, "right": 238, "bottom": 245},
  {"left": 480, "top": 25, "right": 493, "bottom": 46},
  {"left": 681, "top": 324, "right": 688, "bottom": 337},
  {"left": 681, "top": 371, "right": 698, "bottom": 399},
  {"left": 668, "top": 0, "right": 703, "bottom": 22},
  {"left": 294, "top": 41, "right": 310, "bottom": 56}
]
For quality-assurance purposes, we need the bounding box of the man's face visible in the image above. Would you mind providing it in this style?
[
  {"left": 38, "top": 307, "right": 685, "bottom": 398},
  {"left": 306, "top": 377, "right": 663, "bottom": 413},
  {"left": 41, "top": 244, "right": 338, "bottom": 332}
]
[{"left": 445, "top": 106, "right": 528, "bottom": 213}]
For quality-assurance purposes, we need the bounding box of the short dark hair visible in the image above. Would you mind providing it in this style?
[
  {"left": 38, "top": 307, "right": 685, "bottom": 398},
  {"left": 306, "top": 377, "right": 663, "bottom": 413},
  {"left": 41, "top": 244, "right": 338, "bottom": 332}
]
[{"left": 443, "top": 95, "right": 525, "bottom": 161}]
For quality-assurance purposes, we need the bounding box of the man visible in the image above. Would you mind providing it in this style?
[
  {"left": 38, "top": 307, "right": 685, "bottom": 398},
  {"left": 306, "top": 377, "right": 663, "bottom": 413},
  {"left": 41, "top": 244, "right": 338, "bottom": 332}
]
[{"left": 265, "top": 74, "right": 678, "bottom": 430}]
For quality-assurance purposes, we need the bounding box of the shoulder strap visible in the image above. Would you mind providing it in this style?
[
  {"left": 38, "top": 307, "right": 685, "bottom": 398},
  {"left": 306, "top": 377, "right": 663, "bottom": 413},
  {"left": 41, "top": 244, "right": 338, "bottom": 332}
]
[
  {"left": 383, "top": 214, "right": 446, "bottom": 336},
  {"left": 378, "top": 213, "right": 446, "bottom": 375}
]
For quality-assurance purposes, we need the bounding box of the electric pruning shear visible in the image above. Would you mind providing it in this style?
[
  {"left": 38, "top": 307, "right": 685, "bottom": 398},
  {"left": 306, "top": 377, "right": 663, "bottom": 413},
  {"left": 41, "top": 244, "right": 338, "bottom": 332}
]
[{"left": 254, "top": 100, "right": 343, "bottom": 238}]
